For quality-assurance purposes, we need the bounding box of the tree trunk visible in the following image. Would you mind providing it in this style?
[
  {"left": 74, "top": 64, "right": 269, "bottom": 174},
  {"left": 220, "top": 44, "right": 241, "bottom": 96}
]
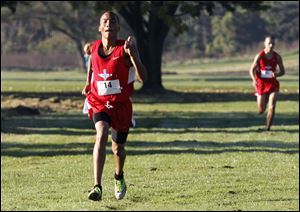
[
  {"left": 119, "top": 2, "right": 178, "bottom": 93},
  {"left": 75, "top": 41, "right": 86, "bottom": 72},
  {"left": 138, "top": 33, "right": 165, "bottom": 93}
]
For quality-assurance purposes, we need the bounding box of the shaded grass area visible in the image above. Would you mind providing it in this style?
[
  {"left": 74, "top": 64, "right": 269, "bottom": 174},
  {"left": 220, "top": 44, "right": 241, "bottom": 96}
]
[
  {"left": 1, "top": 116, "right": 299, "bottom": 210},
  {"left": 1, "top": 101, "right": 299, "bottom": 158},
  {"left": 2, "top": 90, "right": 299, "bottom": 103},
  {"left": 1, "top": 110, "right": 299, "bottom": 133},
  {"left": 1, "top": 139, "right": 298, "bottom": 158}
]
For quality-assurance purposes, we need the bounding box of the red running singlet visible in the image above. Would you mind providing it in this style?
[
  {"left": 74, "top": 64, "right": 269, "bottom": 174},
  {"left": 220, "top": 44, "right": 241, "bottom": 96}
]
[
  {"left": 85, "top": 39, "right": 135, "bottom": 131},
  {"left": 255, "top": 50, "right": 280, "bottom": 95}
]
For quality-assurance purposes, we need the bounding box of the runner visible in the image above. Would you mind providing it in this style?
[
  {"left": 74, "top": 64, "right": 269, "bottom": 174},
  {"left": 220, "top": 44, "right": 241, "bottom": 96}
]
[
  {"left": 249, "top": 36, "right": 285, "bottom": 131},
  {"left": 82, "top": 11, "right": 147, "bottom": 201}
]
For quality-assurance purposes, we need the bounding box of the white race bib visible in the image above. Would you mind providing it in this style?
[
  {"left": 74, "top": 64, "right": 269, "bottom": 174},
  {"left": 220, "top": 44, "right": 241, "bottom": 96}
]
[
  {"left": 261, "top": 70, "right": 273, "bottom": 78},
  {"left": 97, "top": 79, "right": 121, "bottom": 95}
]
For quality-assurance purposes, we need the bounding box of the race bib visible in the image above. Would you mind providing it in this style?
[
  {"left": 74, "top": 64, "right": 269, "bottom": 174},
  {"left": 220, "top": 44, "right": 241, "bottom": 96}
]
[
  {"left": 261, "top": 70, "right": 273, "bottom": 78},
  {"left": 97, "top": 79, "right": 121, "bottom": 95}
]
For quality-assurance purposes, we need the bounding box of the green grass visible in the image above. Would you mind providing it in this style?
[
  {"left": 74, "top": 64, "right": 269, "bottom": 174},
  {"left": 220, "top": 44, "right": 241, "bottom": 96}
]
[
  {"left": 1, "top": 106, "right": 299, "bottom": 210},
  {"left": 1, "top": 50, "right": 299, "bottom": 93},
  {"left": 162, "top": 50, "right": 299, "bottom": 74},
  {"left": 1, "top": 54, "right": 299, "bottom": 210},
  {"left": 1, "top": 70, "right": 298, "bottom": 93},
  {"left": 1, "top": 70, "right": 84, "bottom": 92}
]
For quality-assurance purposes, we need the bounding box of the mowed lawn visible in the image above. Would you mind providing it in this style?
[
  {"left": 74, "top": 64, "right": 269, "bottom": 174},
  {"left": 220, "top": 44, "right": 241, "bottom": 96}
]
[{"left": 1, "top": 53, "right": 299, "bottom": 211}]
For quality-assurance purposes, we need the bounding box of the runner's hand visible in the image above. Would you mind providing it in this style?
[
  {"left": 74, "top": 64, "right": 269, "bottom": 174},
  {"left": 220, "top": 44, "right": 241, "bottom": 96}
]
[
  {"left": 82, "top": 84, "right": 91, "bottom": 96},
  {"left": 124, "top": 36, "right": 137, "bottom": 59}
]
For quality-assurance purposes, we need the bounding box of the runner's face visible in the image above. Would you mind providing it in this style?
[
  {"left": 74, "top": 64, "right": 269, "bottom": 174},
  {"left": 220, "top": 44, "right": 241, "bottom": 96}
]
[
  {"left": 264, "top": 38, "right": 275, "bottom": 52},
  {"left": 99, "top": 13, "right": 119, "bottom": 39}
]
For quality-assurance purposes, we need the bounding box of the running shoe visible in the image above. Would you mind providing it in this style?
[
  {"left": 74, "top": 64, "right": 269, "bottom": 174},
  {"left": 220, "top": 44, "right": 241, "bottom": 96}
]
[
  {"left": 114, "top": 178, "right": 126, "bottom": 200},
  {"left": 88, "top": 185, "right": 102, "bottom": 201}
]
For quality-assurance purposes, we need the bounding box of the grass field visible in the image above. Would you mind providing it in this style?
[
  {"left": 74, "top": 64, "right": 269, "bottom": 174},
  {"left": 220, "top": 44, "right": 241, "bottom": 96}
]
[{"left": 1, "top": 52, "right": 299, "bottom": 210}]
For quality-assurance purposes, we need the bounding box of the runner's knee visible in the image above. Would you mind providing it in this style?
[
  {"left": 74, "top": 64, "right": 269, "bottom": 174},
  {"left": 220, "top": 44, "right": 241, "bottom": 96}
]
[
  {"left": 112, "top": 144, "right": 125, "bottom": 157},
  {"left": 112, "top": 131, "right": 128, "bottom": 144},
  {"left": 95, "top": 123, "right": 109, "bottom": 144},
  {"left": 268, "top": 105, "right": 276, "bottom": 112}
]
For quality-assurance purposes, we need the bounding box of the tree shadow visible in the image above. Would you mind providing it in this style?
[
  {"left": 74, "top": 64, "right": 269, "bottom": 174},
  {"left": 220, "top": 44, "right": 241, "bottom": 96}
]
[
  {"left": 1, "top": 141, "right": 93, "bottom": 157},
  {"left": 2, "top": 90, "right": 299, "bottom": 103},
  {"left": 1, "top": 110, "right": 298, "bottom": 135},
  {"left": 3, "top": 78, "right": 83, "bottom": 82},
  {"left": 130, "top": 128, "right": 300, "bottom": 135},
  {"left": 125, "top": 139, "right": 299, "bottom": 155},
  {"left": 1, "top": 139, "right": 298, "bottom": 158},
  {"left": 125, "top": 148, "right": 299, "bottom": 156},
  {"left": 2, "top": 91, "right": 81, "bottom": 100},
  {"left": 126, "top": 140, "right": 299, "bottom": 149},
  {"left": 133, "top": 111, "right": 298, "bottom": 129},
  {"left": 133, "top": 89, "right": 299, "bottom": 103},
  {"left": 1, "top": 113, "right": 94, "bottom": 135}
]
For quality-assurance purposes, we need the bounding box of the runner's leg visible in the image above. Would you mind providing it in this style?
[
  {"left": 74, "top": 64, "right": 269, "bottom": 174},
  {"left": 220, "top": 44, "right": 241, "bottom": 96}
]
[
  {"left": 93, "top": 121, "right": 109, "bottom": 186},
  {"left": 257, "top": 94, "right": 267, "bottom": 114},
  {"left": 266, "top": 92, "right": 278, "bottom": 130},
  {"left": 111, "top": 129, "right": 128, "bottom": 176}
]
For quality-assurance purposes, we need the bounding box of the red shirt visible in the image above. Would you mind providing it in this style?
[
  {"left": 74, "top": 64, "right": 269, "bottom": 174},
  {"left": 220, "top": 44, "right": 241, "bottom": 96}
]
[
  {"left": 257, "top": 50, "right": 279, "bottom": 81},
  {"left": 90, "top": 39, "right": 134, "bottom": 104},
  {"left": 255, "top": 50, "right": 280, "bottom": 95}
]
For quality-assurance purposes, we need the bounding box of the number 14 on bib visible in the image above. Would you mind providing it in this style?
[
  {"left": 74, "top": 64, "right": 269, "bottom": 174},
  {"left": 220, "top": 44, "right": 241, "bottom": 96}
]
[{"left": 97, "top": 79, "right": 122, "bottom": 95}]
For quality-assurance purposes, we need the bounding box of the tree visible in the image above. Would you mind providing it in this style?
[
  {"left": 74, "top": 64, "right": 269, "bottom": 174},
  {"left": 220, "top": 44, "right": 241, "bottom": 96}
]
[
  {"left": 207, "top": 8, "right": 267, "bottom": 57},
  {"left": 207, "top": 12, "right": 239, "bottom": 57},
  {"left": 1, "top": 1, "right": 101, "bottom": 70},
  {"left": 42, "top": 1, "right": 100, "bottom": 70},
  {"left": 1, "top": 1, "right": 29, "bottom": 13},
  {"left": 260, "top": 1, "right": 299, "bottom": 43},
  {"left": 91, "top": 1, "right": 266, "bottom": 92},
  {"left": 2, "top": 1, "right": 266, "bottom": 92}
]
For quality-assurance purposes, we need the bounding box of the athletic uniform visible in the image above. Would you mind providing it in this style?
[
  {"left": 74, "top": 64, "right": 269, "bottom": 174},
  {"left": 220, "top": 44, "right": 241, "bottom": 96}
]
[
  {"left": 255, "top": 50, "right": 280, "bottom": 95},
  {"left": 83, "top": 39, "right": 136, "bottom": 132}
]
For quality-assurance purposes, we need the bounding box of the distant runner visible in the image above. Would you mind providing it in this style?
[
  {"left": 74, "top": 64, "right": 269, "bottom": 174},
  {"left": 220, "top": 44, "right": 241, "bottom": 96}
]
[{"left": 249, "top": 36, "right": 285, "bottom": 131}]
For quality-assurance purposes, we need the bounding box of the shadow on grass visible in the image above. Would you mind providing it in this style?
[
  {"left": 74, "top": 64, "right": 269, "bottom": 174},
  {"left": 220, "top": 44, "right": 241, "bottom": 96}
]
[
  {"left": 1, "top": 90, "right": 298, "bottom": 157},
  {"left": 125, "top": 139, "right": 299, "bottom": 156},
  {"left": 1, "top": 111, "right": 298, "bottom": 135},
  {"left": 2, "top": 78, "right": 83, "bottom": 82},
  {"left": 1, "top": 91, "right": 81, "bottom": 100},
  {"left": 133, "top": 90, "right": 299, "bottom": 103},
  {"left": 1, "top": 112, "right": 94, "bottom": 135},
  {"left": 2, "top": 90, "right": 299, "bottom": 103},
  {"left": 1, "top": 140, "right": 298, "bottom": 157},
  {"left": 130, "top": 128, "right": 300, "bottom": 134},
  {"left": 133, "top": 111, "right": 299, "bottom": 129}
]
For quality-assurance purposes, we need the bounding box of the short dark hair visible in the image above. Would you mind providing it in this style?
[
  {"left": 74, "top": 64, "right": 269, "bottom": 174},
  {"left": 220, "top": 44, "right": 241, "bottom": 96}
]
[
  {"left": 265, "top": 35, "right": 275, "bottom": 41},
  {"left": 100, "top": 11, "right": 120, "bottom": 25}
]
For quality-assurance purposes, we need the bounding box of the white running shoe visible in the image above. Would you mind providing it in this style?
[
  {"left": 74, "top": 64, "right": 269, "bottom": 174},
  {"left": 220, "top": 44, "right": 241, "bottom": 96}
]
[{"left": 114, "top": 178, "right": 127, "bottom": 200}]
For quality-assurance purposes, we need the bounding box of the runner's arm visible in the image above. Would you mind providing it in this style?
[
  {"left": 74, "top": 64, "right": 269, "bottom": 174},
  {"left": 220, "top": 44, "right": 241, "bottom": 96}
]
[
  {"left": 275, "top": 54, "right": 285, "bottom": 77},
  {"left": 82, "top": 56, "right": 93, "bottom": 96},
  {"left": 124, "top": 36, "right": 147, "bottom": 83},
  {"left": 249, "top": 54, "right": 260, "bottom": 88}
]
